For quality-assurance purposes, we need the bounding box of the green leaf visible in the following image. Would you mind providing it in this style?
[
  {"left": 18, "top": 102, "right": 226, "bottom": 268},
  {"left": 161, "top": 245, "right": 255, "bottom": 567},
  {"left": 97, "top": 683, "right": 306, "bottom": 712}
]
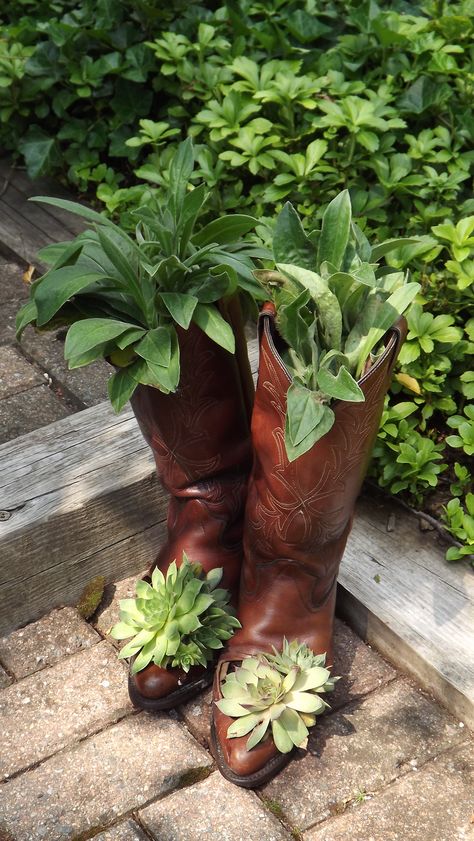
[
  {"left": 160, "top": 293, "right": 198, "bottom": 329},
  {"left": 168, "top": 137, "right": 195, "bottom": 221},
  {"left": 278, "top": 264, "right": 342, "bottom": 351},
  {"left": 271, "top": 717, "right": 294, "bottom": 753},
  {"left": 273, "top": 203, "right": 316, "bottom": 270},
  {"left": 19, "top": 128, "right": 60, "bottom": 178},
  {"left": 285, "top": 404, "right": 335, "bottom": 462},
  {"left": 317, "top": 190, "right": 352, "bottom": 271},
  {"left": 192, "top": 304, "right": 235, "bottom": 353},
  {"left": 287, "top": 382, "right": 326, "bottom": 446},
  {"left": 371, "top": 238, "right": 420, "bottom": 262},
  {"left": 31, "top": 196, "right": 117, "bottom": 229},
  {"left": 108, "top": 366, "right": 138, "bottom": 413},
  {"left": 135, "top": 325, "right": 173, "bottom": 368},
  {"left": 316, "top": 366, "right": 365, "bottom": 402},
  {"left": 16, "top": 300, "right": 38, "bottom": 339},
  {"left": 64, "top": 318, "right": 139, "bottom": 361},
  {"left": 192, "top": 215, "right": 257, "bottom": 247},
  {"left": 33, "top": 267, "right": 106, "bottom": 326},
  {"left": 355, "top": 282, "right": 420, "bottom": 377}
]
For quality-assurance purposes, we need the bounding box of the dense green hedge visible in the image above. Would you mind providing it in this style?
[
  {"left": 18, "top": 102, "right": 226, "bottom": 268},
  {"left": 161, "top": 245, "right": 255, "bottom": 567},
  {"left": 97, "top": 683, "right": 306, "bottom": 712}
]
[{"left": 1, "top": 0, "right": 473, "bottom": 560}]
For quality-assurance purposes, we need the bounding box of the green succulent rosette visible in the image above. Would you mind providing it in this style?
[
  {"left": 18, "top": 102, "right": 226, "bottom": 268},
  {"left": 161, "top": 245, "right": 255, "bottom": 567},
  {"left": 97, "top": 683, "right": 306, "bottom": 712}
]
[
  {"left": 110, "top": 555, "right": 240, "bottom": 674},
  {"left": 216, "top": 639, "right": 337, "bottom": 754}
]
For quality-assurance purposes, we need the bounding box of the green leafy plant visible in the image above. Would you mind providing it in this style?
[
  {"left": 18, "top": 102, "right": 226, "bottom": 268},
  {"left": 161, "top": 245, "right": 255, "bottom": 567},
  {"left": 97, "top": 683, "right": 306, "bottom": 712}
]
[
  {"left": 217, "top": 639, "right": 336, "bottom": 754},
  {"left": 442, "top": 495, "right": 474, "bottom": 564},
  {"left": 372, "top": 425, "right": 446, "bottom": 505},
  {"left": 256, "top": 191, "right": 419, "bottom": 460},
  {"left": 110, "top": 557, "right": 240, "bottom": 674},
  {"left": 450, "top": 463, "right": 472, "bottom": 498},
  {"left": 16, "top": 139, "right": 266, "bottom": 412},
  {"left": 446, "top": 405, "right": 474, "bottom": 456}
]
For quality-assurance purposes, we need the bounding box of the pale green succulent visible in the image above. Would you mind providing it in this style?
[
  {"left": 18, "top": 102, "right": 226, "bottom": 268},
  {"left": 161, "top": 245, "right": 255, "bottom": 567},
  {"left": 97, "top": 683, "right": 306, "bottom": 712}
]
[
  {"left": 110, "top": 555, "right": 240, "bottom": 674},
  {"left": 217, "top": 639, "right": 336, "bottom": 754}
]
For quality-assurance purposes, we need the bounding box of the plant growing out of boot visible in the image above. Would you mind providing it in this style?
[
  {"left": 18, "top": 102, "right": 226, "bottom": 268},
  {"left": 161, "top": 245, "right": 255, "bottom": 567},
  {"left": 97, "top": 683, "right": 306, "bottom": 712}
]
[
  {"left": 16, "top": 137, "right": 266, "bottom": 412},
  {"left": 255, "top": 190, "right": 420, "bottom": 461},
  {"left": 216, "top": 640, "right": 337, "bottom": 754},
  {"left": 110, "top": 557, "right": 241, "bottom": 675}
]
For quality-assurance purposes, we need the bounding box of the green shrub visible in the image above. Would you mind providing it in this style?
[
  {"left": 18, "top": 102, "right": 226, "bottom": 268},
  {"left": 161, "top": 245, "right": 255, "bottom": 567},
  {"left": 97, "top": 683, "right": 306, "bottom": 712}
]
[{"left": 2, "top": 0, "right": 472, "bottom": 559}]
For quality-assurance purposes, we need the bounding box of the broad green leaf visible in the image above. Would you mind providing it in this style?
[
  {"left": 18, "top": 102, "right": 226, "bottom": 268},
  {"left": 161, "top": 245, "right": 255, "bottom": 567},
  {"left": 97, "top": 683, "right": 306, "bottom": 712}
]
[
  {"left": 33, "top": 267, "right": 106, "bottom": 326},
  {"left": 287, "top": 382, "right": 326, "bottom": 446},
  {"left": 168, "top": 137, "right": 194, "bottom": 221},
  {"left": 371, "top": 238, "right": 420, "bottom": 262},
  {"left": 355, "top": 282, "right": 420, "bottom": 376},
  {"left": 160, "top": 292, "right": 198, "bottom": 329},
  {"left": 19, "top": 130, "right": 60, "bottom": 178},
  {"left": 278, "top": 264, "right": 342, "bottom": 351},
  {"left": 273, "top": 202, "right": 316, "bottom": 270},
  {"left": 31, "top": 196, "right": 118, "bottom": 229},
  {"left": 317, "top": 190, "right": 352, "bottom": 271},
  {"left": 133, "top": 328, "right": 180, "bottom": 392},
  {"left": 135, "top": 325, "right": 173, "bottom": 368},
  {"left": 192, "top": 304, "right": 235, "bottom": 353},
  {"left": 285, "top": 404, "right": 335, "bottom": 462},
  {"left": 108, "top": 365, "right": 138, "bottom": 413},
  {"left": 317, "top": 365, "right": 365, "bottom": 402},
  {"left": 37, "top": 239, "right": 84, "bottom": 270},
  {"left": 64, "top": 318, "right": 139, "bottom": 360},
  {"left": 16, "top": 300, "right": 38, "bottom": 339},
  {"left": 279, "top": 707, "right": 309, "bottom": 748},
  {"left": 277, "top": 289, "right": 313, "bottom": 366},
  {"left": 96, "top": 228, "right": 139, "bottom": 291},
  {"left": 192, "top": 214, "right": 257, "bottom": 247}
]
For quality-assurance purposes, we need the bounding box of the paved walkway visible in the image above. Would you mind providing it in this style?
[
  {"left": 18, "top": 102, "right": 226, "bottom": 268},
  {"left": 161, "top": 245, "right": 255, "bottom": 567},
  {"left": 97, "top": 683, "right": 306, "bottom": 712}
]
[{"left": 0, "top": 575, "right": 472, "bottom": 841}]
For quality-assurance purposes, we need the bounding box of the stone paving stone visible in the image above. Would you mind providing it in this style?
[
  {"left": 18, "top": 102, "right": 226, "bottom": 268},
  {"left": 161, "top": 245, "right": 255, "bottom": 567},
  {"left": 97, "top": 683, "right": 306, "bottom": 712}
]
[
  {"left": 140, "top": 770, "right": 292, "bottom": 841},
  {"left": 180, "top": 687, "right": 213, "bottom": 748},
  {"left": 92, "top": 819, "right": 149, "bottom": 841},
  {"left": 262, "top": 679, "right": 466, "bottom": 832},
  {"left": 0, "top": 713, "right": 211, "bottom": 841},
  {"left": 0, "top": 384, "right": 70, "bottom": 443},
  {"left": 0, "top": 297, "right": 25, "bottom": 345},
  {"left": 304, "top": 742, "right": 474, "bottom": 841},
  {"left": 0, "top": 261, "right": 29, "bottom": 304},
  {"left": 0, "top": 606, "right": 100, "bottom": 679},
  {"left": 0, "top": 640, "right": 132, "bottom": 779},
  {"left": 21, "top": 324, "right": 110, "bottom": 406},
  {"left": 0, "top": 345, "right": 45, "bottom": 398},
  {"left": 0, "top": 663, "right": 12, "bottom": 688},
  {"left": 326, "top": 617, "right": 396, "bottom": 709}
]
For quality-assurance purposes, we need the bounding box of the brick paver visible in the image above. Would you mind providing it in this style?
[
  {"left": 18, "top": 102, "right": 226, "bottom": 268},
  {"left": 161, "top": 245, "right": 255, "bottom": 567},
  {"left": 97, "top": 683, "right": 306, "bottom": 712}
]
[
  {"left": 0, "top": 714, "right": 211, "bottom": 841},
  {"left": 0, "top": 663, "right": 12, "bottom": 688},
  {"left": 0, "top": 385, "right": 70, "bottom": 444},
  {"left": 262, "top": 679, "right": 466, "bottom": 831},
  {"left": 91, "top": 819, "right": 150, "bottom": 841},
  {"left": 0, "top": 640, "right": 132, "bottom": 778},
  {"left": 0, "top": 345, "right": 43, "bottom": 399},
  {"left": 304, "top": 742, "right": 474, "bottom": 841},
  {"left": 140, "top": 771, "right": 292, "bottom": 841},
  {"left": 0, "top": 606, "right": 99, "bottom": 678}
]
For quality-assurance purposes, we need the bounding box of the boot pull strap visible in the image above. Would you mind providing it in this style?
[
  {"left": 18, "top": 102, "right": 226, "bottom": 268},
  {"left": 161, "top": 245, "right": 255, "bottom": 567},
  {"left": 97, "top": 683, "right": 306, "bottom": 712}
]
[{"left": 386, "top": 315, "right": 408, "bottom": 373}]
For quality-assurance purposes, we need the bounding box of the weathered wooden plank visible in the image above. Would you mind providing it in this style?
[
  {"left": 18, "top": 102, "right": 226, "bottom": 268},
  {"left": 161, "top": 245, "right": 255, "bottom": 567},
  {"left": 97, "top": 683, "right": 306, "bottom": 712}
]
[
  {"left": 339, "top": 495, "right": 474, "bottom": 728},
  {"left": 1, "top": 180, "right": 80, "bottom": 245},
  {"left": 0, "top": 159, "right": 85, "bottom": 237},
  {"left": 0, "top": 197, "right": 56, "bottom": 266}
]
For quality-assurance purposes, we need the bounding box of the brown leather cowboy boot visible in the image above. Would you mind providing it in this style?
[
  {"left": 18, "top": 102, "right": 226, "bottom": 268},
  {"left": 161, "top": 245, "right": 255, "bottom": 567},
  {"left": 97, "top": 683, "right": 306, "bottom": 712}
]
[
  {"left": 211, "top": 302, "right": 406, "bottom": 787},
  {"left": 127, "top": 319, "right": 253, "bottom": 711}
]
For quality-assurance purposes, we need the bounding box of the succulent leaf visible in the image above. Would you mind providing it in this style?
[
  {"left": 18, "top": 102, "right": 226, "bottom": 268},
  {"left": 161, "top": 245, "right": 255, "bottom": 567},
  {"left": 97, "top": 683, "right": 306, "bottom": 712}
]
[
  {"left": 110, "top": 556, "right": 240, "bottom": 674},
  {"left": 217, "top": 639, "right": 337, "bottom": 754}
]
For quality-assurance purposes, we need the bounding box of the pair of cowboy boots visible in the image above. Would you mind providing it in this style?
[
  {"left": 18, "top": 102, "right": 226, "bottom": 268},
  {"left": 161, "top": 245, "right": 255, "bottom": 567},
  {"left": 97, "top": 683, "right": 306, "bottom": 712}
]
[{"left": 127, "top": 302, "right": 406, "bottom": 787}]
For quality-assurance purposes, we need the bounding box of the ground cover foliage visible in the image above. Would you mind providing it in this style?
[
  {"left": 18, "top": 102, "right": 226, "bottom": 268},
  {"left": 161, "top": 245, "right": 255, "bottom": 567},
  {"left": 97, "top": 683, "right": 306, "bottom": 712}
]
[{"left": 1, "top": 0, "right": 473, "bottom": 561}]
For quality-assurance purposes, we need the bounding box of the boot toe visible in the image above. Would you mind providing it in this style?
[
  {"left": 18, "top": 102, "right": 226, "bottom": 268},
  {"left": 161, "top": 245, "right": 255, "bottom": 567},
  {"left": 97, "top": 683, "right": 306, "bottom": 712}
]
[{"left": 128, "top": 662, "right": 212, "bottom": 710}]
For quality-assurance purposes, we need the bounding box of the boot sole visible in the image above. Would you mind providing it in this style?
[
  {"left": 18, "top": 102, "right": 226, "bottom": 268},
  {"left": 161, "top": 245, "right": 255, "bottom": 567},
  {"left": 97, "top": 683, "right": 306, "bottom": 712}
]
[
  {"left": 210, "top": 719, "right": 293, "bottom": 788},
  {"left": 128, "top": 669, "right": 213, "bottom": 712}
]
